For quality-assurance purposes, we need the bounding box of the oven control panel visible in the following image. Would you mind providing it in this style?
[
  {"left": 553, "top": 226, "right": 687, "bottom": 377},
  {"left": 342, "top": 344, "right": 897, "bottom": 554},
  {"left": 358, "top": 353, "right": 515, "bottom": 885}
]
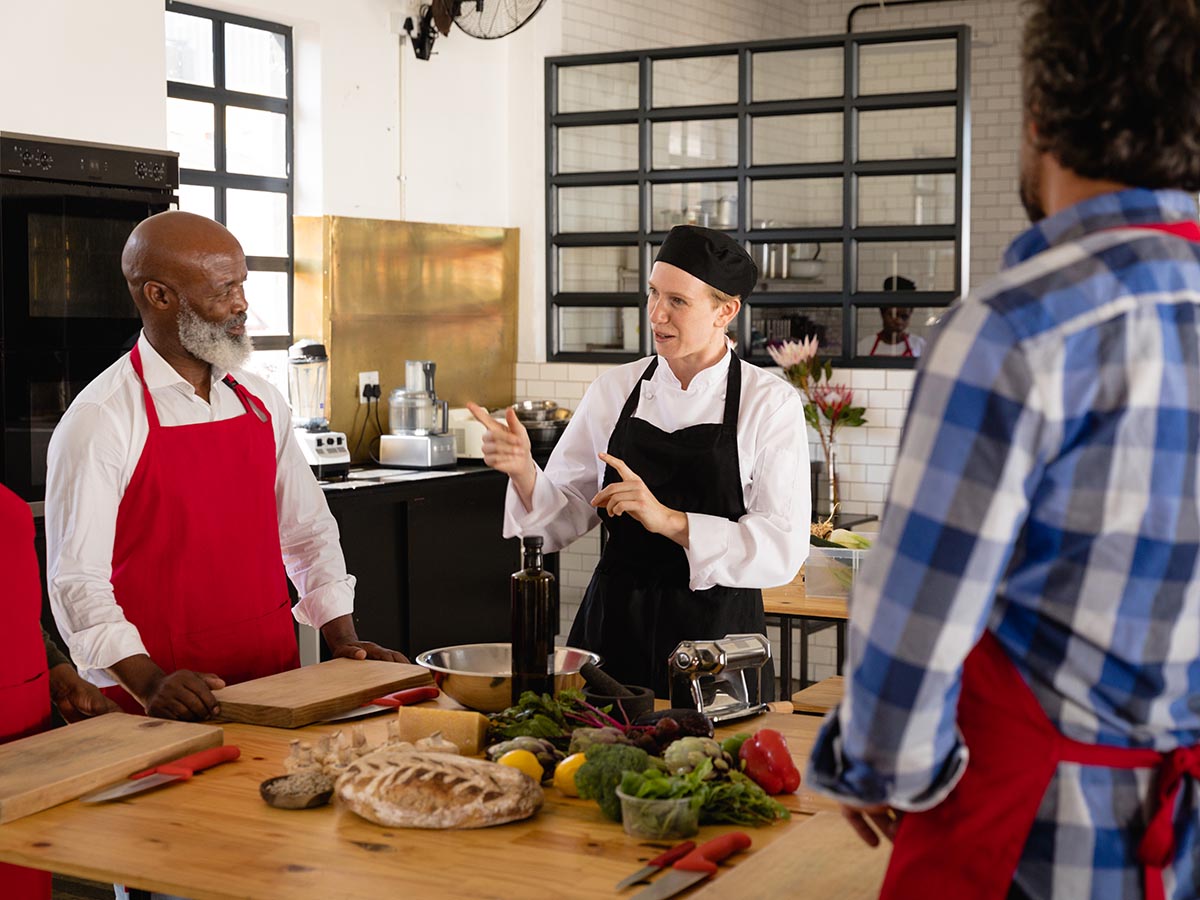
[{"left": 1, "top": 132, "right": 179, "bottom": 190}]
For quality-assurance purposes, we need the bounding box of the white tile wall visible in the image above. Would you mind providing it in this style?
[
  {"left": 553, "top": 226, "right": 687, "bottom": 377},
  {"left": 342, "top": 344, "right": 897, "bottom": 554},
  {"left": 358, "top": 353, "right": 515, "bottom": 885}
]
[{"left": 535, "top": 0, "right": 1026, "bottom": 686}]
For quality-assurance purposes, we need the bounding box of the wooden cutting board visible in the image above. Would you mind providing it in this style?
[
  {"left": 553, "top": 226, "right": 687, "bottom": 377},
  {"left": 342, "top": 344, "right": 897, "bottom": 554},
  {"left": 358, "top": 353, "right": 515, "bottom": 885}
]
[
  {"left": 0, "top": 713, "right": 223, "bottom": 824},
  {"left": 691, "top": 811, "right": 891, "bottom": 899},
  {"left": 211, "top": 658, "right": 434, "bottom": 728}
]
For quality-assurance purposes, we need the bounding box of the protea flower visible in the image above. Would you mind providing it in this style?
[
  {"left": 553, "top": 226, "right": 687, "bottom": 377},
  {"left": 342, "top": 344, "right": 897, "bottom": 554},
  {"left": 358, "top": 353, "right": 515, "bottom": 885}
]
[{"left": 766, "top": 336, "right": 820, "bottom": 370}]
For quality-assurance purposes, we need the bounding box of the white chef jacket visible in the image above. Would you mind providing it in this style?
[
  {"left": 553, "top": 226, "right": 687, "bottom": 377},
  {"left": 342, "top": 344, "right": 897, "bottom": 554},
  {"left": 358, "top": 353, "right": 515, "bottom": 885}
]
[
  {"left": 45, "top": 332, "right": 354, "bottom": 687},
  {"left": 504, "top": 349, "right": 811, "bottom": 591}
]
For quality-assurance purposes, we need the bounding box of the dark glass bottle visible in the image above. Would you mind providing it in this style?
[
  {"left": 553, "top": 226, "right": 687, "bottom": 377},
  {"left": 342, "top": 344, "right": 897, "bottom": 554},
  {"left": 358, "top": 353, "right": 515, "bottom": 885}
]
[{"left": 511, "top": 535, "right": 557, "bottom": 703}]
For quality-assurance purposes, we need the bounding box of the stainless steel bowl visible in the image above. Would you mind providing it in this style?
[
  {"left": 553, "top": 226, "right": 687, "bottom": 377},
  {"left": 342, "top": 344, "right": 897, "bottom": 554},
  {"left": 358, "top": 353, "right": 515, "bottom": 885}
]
[
  {"left": 512, "top": 399, "right": 559, "bottom": 422},
  {"left": 415, "top": 643, "right": 602, "bottom": 713}
]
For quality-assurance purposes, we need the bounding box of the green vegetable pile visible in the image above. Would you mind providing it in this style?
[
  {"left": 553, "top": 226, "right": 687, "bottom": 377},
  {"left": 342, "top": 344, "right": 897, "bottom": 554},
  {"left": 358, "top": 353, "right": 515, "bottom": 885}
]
[
  {"left": 620, "top": 758, "right": 789, "bottom": 827},
  {"left": 575, "top": 744, "right": 655, "bottom": 821}
]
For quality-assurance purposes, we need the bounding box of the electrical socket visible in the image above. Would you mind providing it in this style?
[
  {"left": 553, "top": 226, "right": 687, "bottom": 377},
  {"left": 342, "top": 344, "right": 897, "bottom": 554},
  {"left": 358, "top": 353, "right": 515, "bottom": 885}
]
[{"left": 358, "top": 370, "right": 380, "bottom": 404}]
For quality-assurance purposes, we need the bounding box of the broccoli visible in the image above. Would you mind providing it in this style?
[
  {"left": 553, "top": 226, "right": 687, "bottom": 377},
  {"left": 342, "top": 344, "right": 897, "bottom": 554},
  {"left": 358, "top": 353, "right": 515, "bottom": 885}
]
[{"left": 575, "top": 744, "right": 652, "bottom": 821}]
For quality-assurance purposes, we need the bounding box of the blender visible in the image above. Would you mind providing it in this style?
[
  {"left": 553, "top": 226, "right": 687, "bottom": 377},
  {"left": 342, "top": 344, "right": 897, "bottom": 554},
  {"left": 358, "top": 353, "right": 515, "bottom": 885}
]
[
  {"left": 379, "top": 359, "right": 457, "bottom": 469},
  {"left": 288, "top": 341, "right": 351, "bottom": 479}
]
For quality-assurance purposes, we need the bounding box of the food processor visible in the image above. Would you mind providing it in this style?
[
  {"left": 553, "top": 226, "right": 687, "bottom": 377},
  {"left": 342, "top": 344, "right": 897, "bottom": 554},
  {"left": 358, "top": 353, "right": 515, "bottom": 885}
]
[
  {"left": 379, "top": 359, "right": 456, "bottom": 469},
  {"left": 288, "top": 340, "right": 350, "bottom": 479}
]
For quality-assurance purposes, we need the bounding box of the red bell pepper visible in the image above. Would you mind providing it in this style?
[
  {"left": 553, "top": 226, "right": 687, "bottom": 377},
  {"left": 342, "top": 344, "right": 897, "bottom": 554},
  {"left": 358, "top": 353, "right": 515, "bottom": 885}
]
[{"left": 738, "top": 728, "right": 801, "bottom": 795}]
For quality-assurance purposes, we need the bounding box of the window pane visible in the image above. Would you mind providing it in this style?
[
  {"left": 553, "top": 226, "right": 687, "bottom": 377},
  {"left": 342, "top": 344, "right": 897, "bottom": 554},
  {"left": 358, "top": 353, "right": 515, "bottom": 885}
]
[
  {"left": 558, "top": 62, "right": 639, "bottom": 113},
  {"left": 650, "top": 182, "right": 738, "bottom": 232},
  {"left": 165, "top": 12, "right": 213, "bottom": 87},
  {"left": 226, "top": 106, "right": 287, "bottom": 177},
  {"left": 858, "top": 39, "right": 956, "bottom": 96},
  {"left": 652, "top": 119, "right": 737, "bottom": 170},
  {"left": 752, "top": 47, "right": 843, "bottom": 101},
  {"left": 855, "top": 305, "right": 945, "bottom": 359},
  {"left": 857, "top": 241, "right": 956, "bottom": 292},
  {"left": 652, "top": 56, "right": 737, "bottom": 107},
  {"left": 224, "top": 23, "right": 287, "bottom": 98},
  {"left": 166, "top": 98, "right": 214, "bottom": 170},
  {"left": 177, "top": 184, "right": 215, "bottom": 220},
  {"left": 558, "top": 124, "right": 638, "bottom": 174},
  {"left": 558, "top": 185, "right": 639, "bottom": 233},
  {"left": 858, "top": 107, "right": 956, "bottom": 160},
  {"left": 226, "top": 189, "right": 288, "bottom": 256},
  {"left": 752, "top": 113, "right": 842, "bottom": 165},
  {"left": 749, "top": 241, "right": 842, "bottom": 291},
  {"left": 243, "top": 349, "right": 289, "bottom": 398},
  {"left": 558, "top": 246, "right": 640, "bottom": 293},
  {"left": 558, "top": 306, "right": 640, "bottom": 353},
  {"left": 749, "top": 305, "right": 842, "bottom": 358},
  {"left": 245, "top": 270, "right": 289, "bottom": 336},
  {"left": 858, "top": 174, "right": 956, "bottom": 226},
  {"left": 751, "top": 178, "right": 842, "bottom": 228}
]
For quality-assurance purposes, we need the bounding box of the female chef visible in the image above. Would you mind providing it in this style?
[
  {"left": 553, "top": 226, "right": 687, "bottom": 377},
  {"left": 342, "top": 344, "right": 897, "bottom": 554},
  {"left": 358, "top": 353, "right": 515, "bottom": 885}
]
[{"left": 469, "top": 225, "right": 810, "bottom": 698}]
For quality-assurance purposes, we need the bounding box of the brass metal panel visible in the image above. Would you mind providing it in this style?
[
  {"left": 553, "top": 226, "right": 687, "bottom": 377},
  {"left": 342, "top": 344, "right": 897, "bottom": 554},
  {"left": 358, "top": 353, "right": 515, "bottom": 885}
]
[{"left": 293, "top": 216, "right": 519, "bottom": 462}]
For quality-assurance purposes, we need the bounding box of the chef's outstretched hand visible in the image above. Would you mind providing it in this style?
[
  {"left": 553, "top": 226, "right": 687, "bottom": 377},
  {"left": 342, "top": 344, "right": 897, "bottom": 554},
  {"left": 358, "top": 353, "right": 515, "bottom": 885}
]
[
  {"left": 145, "top": 669, "right": 226, "bottom": 721},
  {"left": 591, "top": 452, "right": 689, "bottom": 546},
  {"left": 467, "top": 402, "right": 537, "bottom": 510},
  {"left": 329, "top": 640, "right": 409, "bottom": 664},
  {"left": 49, "top": 663, "right": 121, "bottom": 722}
]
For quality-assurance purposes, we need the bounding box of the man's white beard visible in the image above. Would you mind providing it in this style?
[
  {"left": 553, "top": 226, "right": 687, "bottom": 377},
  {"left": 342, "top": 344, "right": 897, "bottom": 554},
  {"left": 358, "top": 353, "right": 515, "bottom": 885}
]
[{"left": 177, "top": 298, "right": 252, "bottom": 371}]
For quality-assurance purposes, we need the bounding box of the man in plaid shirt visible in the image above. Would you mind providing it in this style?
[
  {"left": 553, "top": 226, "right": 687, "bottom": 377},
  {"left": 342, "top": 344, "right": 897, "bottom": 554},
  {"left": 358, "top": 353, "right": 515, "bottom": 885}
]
[{"left": 807, "top": 2, "right": 1200, "bottom": 898}]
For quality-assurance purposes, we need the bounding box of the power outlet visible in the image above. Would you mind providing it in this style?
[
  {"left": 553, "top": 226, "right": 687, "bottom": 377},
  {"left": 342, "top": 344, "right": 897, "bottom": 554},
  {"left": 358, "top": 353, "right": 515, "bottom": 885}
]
[{"left": 358, "top": 370, "right": 380, "bottom": 404}]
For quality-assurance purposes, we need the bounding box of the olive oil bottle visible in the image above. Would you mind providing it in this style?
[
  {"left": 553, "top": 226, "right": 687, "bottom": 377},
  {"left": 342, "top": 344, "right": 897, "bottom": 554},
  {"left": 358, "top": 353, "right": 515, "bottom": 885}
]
[{"left": 511, "top": 536, "right": 557, "bottom": 703}]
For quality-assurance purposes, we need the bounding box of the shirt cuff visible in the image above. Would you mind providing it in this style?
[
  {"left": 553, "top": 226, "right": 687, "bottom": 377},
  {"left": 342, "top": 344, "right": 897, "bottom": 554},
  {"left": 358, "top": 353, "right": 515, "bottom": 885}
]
[
  {"left": 804, "top": 704, "right": 970, "bottom": 813},
  {"left": 291, "top": 575, "right": 356, "bottom": 630},
  {"left": 683, "top": 512, "right": 729, "bottom": 591},
  {"left": 501, "top": 467, "right": 566, "bottom": 539},
  {"left": 70, "top": 624, "right": 150, "bottom": 689}
]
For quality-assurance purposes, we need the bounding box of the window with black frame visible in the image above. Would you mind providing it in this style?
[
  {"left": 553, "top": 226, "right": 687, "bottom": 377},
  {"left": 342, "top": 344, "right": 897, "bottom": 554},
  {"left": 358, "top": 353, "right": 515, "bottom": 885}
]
[
  {"left": 164, "top": 1, "right": 293, "bottom": 363},
  {"left": 545, "top": 27, "right": 969, "bottom": 367}
]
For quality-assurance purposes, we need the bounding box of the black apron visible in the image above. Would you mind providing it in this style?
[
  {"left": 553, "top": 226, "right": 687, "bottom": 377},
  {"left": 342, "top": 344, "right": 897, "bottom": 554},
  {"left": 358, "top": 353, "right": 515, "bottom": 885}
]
[{"left": 567, "top": 353, "right": 774, "bottom": 700}]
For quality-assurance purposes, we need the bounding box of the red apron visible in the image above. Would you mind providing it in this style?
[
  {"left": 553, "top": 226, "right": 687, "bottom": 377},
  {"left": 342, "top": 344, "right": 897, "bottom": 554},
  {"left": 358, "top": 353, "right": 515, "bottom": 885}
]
[
  {"left": 102, "top": 344, "right": 299, "bottom": 713},
  {"left": 882, "top": 219, "right": 1200, "bottom": 900},
  {"left": 0, "top": 484, "right": 52, "bottom": 898},
  {"left": 869, "top": 334, "right": 914, "bottom": 357}
]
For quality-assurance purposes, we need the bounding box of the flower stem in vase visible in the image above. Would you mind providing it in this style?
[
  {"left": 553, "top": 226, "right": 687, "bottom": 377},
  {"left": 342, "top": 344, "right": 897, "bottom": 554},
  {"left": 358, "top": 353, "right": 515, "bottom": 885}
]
[{"left": 826, "top": 435, "right": 839, "bottom": 515}]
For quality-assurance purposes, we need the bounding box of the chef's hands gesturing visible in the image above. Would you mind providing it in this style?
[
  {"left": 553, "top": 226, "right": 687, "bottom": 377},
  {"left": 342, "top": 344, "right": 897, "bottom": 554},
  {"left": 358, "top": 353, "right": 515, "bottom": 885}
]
[
  {"left": 591, "top": 452, "right": 689, "bottom": 547},
  {"left": 467, "top": 402, "right": 537, "bottom": 510}
]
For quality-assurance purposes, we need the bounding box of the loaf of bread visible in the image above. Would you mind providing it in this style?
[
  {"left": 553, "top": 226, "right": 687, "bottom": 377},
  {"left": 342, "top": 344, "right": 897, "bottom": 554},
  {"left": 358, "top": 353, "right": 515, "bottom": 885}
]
[{"left": 336, "top": 748, "right": 543, "bottom": 829}]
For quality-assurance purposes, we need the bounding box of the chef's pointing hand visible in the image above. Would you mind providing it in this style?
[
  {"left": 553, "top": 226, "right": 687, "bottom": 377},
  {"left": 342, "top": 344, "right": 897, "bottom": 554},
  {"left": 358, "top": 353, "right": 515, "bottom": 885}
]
[
  {"left": 467, "top": 402, "right": 537, "bottom": 511},
  {"left": 591, "top": 452, "right": 689, "bottom": 546}
]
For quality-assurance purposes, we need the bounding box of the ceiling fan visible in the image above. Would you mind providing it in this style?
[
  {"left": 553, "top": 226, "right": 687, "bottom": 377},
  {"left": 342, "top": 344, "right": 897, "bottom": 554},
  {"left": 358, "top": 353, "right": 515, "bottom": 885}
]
[{"left": 405, "top": 0, "right": 549, "bottom": 60}]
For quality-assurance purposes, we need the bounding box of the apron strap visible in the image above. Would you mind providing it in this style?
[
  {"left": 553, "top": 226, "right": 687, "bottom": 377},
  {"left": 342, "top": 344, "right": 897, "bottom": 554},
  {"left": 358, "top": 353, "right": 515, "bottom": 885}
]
[
  {"left": 128, "top": 343, "right": 161, "bottom": 431},
  {"left": 721, "top": 352, "right": 742, "bottom": 438},
  {"left": 221, "top": 375, "right": 270, "bottom": 423}
]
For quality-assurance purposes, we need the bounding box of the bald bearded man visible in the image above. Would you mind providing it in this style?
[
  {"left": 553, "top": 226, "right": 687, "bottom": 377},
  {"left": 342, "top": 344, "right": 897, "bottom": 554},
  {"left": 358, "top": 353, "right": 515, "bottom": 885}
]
[{"left": 45, "top": 211, "right": 405, "bottom": 722}]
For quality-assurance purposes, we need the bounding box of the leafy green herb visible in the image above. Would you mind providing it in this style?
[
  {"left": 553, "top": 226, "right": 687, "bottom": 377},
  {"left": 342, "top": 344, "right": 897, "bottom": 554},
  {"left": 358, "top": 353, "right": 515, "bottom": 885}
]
[{"left": 618, "top": 758, "right": 789, "bottom": 827}]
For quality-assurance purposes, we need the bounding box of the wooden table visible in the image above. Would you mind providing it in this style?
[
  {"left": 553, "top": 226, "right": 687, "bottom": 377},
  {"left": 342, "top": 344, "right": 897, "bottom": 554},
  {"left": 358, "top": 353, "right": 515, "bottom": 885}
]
[
  {"left": 763, "top": 574, "right": 849, "bottom": 700},
  {"left": 791, "top": 676, "right": 845, "bottom": 715},
  {"left": 0, "top": 707, "right": 886, "bottom": 899}
]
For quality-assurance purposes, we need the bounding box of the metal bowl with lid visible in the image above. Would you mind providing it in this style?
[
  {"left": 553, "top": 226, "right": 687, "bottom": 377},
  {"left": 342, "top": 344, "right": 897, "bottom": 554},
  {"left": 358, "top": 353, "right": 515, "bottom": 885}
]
[{"left": 415, "top": 643, "right": 601, "bottom": 712}]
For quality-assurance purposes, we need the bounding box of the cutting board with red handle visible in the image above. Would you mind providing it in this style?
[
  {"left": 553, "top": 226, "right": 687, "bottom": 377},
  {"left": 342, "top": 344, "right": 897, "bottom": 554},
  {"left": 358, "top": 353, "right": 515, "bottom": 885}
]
[
  {"left": 211, "top": 658, "right": 435, "bottom": 728},
  {"left": 0, "top": 713, "right": 223, "bottom": 824},
  {"left": 690, "top": 811, "right": 891, "bottom": 899}
]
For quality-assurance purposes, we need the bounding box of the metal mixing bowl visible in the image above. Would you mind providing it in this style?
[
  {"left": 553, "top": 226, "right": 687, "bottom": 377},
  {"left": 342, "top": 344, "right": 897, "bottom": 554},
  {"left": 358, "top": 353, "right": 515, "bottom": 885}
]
[
  {"left": 415, "top": 643, "right": 602, "bottom": 713},
  {"left": 511, "top": 399, "right": 559, "bottom": 422}
]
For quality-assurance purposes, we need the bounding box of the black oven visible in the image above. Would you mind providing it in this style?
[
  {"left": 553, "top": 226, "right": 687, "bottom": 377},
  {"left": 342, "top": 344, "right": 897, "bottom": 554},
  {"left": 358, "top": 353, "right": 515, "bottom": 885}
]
[{"left": 1, "top": 133, "right": 178, "bottom": 502}]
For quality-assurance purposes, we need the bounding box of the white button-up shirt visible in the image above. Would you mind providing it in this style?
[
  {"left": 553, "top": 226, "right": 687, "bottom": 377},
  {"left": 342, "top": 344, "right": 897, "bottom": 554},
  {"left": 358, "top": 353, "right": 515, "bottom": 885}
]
[
  {"left": 45, "top": 333, "right": 354, "bottom": 686},
  {"left": 504, "top": 350, "right": 811, "bottom": 591}
]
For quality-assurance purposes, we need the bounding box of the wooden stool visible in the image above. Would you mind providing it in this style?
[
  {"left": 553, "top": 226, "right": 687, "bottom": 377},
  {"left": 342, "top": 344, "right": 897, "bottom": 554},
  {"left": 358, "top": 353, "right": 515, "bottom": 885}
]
[{"left": 791, "top": 675, "right": 844, "bottom": 715}]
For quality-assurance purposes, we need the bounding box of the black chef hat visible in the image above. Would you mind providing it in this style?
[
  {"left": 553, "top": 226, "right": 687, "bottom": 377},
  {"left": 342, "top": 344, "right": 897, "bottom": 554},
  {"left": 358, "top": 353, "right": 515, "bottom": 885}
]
[{"left": 655, "top": 225, "right": 757, "bottom": 301}]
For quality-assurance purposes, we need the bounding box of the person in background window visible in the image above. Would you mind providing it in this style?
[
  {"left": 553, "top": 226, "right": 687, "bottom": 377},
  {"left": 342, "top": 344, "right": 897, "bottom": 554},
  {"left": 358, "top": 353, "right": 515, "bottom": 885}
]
[
  {"left": 809, "top": 1, "right": 1200, "bottom": 898},
  {"left": 467, "top": 225, "right": 810, "bottom": 698},
  {"left": 857, "top": 275, "right": 925, "bottom": 358},
  {"left": 45, "top": 212, "right": 405, "bottom": 724}
]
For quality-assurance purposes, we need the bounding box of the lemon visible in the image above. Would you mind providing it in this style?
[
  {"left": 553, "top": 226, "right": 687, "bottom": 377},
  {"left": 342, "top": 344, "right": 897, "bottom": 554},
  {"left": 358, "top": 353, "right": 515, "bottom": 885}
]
[
  {"left": 553, "top": 752, "right": 587, "bottom": 797},
  {"left": 497, "top": 749, "right": 544, "bottom": 782}
]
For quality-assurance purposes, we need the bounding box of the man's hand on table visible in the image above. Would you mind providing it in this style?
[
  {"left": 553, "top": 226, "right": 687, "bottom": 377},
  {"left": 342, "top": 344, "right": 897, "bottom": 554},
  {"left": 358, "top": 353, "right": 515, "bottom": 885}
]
[
  {"left": 110, "top": 654, "right": 225, "bottom": 721},
  {"left": 321, "top": 614, "right": 410, "bottom": 663},
  {"left": 49, "top": 663, "right": 121, "bottom": 722},
  {"left": 840, "top": 802, "right": 902, "bottom": 847}
]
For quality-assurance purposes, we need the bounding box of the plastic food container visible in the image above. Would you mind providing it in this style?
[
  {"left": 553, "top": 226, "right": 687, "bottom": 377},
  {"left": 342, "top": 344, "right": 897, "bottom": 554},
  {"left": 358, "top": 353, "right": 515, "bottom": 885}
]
[
  {"left": 804, "top": 533, "right": 876, "bottom": 599},
  {"left": 616, "top": 789, "right": 700, "bottom": 840}
]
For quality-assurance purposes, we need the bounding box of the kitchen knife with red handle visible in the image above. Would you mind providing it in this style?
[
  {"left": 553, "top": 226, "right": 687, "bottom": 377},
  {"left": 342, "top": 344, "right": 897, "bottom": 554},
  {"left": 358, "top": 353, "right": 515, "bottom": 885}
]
[
  {"left": 80, "top": 745, "right": 242, "bottom": 803},
  {"left": 626, "top": 832, "right": 751, "bottom": 900},
  {"left": 614, "top": 841, "right": 696, "bottom": 890},
  {"left": 323, "top": 685, "right": 440, "bottom": 721}
]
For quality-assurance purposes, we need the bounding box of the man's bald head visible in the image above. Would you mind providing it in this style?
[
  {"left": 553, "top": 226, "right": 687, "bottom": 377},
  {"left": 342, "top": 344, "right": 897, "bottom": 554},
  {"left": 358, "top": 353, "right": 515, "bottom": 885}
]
[{"left": 121, "top": 211, "right": 245, "bottom": 311}]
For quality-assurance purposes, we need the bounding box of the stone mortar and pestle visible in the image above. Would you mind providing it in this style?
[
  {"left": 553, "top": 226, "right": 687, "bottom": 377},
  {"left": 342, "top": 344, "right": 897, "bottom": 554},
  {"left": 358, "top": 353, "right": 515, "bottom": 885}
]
[{"left": 580, "top": 662, "right": 655, "bottom": 722}]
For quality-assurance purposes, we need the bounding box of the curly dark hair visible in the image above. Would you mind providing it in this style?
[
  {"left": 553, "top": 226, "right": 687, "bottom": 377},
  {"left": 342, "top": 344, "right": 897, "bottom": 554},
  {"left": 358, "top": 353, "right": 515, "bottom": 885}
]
[{"left": 1023, "top": 0, "right": 1200, "bottom": 190}]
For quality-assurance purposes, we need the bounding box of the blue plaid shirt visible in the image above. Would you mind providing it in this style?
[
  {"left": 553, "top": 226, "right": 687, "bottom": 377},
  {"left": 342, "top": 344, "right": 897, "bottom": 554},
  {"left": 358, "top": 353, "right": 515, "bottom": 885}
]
[{"left": 808, "top": 189, "right": 1200, "bottom": 899}]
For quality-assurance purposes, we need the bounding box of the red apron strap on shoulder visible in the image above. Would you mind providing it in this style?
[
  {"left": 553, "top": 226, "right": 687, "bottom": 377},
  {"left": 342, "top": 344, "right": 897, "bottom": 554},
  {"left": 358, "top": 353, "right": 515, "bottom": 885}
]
[{"left": 128, "top": 343, "right": 161, "bottom": 430}]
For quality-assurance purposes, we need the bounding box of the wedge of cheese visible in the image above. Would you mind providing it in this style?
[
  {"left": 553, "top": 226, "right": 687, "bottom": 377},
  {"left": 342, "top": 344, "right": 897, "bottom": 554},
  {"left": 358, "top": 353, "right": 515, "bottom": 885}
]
[{"left": 395, "top": 707, "right": 490, "bottom": 756}]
